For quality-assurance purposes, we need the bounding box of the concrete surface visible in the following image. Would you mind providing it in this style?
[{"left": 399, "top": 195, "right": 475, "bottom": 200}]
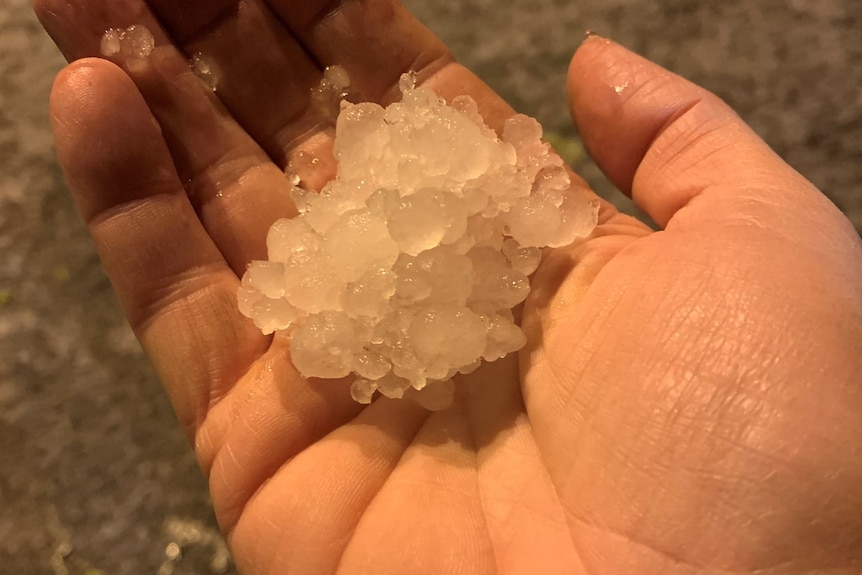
[{"left": 1, "top": 0, "right": 859, "bottom": 573}]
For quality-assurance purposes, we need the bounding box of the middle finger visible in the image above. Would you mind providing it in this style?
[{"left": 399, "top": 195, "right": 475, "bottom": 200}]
[{"left": 143, "top": 0, "right": 335, "bottom": 170}]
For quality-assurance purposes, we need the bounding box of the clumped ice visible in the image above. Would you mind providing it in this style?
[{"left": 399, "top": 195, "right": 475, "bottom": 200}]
[
  {"left": 240, "top": 72, "right": 598, "bottom": 409},
  {"left": 100, "top": 25, "right": 155, "bottom": 59}
]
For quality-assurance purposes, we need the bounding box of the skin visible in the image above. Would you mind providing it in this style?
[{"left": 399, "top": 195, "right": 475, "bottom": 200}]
[{"left": 35, "top": 1, "right": 862, "bottom": 573}]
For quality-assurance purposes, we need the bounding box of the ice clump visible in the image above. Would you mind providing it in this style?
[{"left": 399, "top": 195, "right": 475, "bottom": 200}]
[
  {"left": 100, "top": 25, "right": 155, "bottom": 59},
  {"left": 240, "top": 72, "right": 599, "bottom": 409}
]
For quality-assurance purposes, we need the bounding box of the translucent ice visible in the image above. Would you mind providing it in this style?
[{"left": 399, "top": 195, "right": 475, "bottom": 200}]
[
  {"left": 123, "top": 25, "right": 155, "bottom": 58},
  {"left": 240, "top": 72, "right": 599, "bottom": 409},
  {"left": 324, "top": 65, "right": 351, "bottom": 93},
  {"left": 100, "top": 29, "right": 121, "bottom": 57},
  {"left": 190, "top": 52, "right": 218, "bottom": 92},
  {"left": 312, "top": 65, "right": 351, "bottom": 121},
  {"left": 101, "top": 25, "right": 155, "bottom": 60},
  {"left": 285, "top": 151, "right": 321, "bottom": 187}
]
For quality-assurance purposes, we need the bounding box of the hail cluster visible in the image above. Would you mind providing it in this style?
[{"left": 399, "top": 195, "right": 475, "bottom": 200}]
[{"left": 240, "top": 71, "right": 598, "bottom": 408}]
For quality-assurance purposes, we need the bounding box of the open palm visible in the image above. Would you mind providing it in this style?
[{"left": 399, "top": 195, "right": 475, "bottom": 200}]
[{"left": 38, "top": 1, "right": 862, "bottom": 573}]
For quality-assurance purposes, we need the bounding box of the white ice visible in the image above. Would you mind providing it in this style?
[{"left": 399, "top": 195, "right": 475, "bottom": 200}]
[
  {"left": 100, "top": 25, "right": 155, "bottom": 60},
  {"left": 239, "top": 71, "right": 599, "bottom": 409}
]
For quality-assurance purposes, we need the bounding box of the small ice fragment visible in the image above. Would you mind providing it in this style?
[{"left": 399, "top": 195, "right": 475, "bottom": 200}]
[
  {"left": 355, "top": 350, "right": 392, "bottom": 380},
  {"left": 503, "top": 115, "right": 543, "bottom": 153},
  {"left": 387, "top": 189, "right": 452, "bottom": 256},
  {"left": 482, "top": 313, "right": 528, "bottom": 361},
  {"left": 283, "top": 256, "right": 343, "bottom": 314},
  {"left": 286, "top": 172, "right": 301, "bottom": 187},
  {"left": 468, "top": 247, "right": 530, "bottom": 309},
  {"left": 237, "top": 279, "right": 263, "bottom": 318},
  {"left": 375, "top": 373, "right": 412, "bottom": 400},
  {"left": 123, "top": 25, "right": 155, "bottom": 58},
  {"left": 502, "top": 194, "right": 564, "bottom": 248},
  {"left": 250, "top": 297, "right": 299, "bottom": 335},
  {"left": 324, "top": 65, "right": 351, "bottom": 93},
  {"left": 290, "top": 312, "right": 358, "bottom": 379},
  {"left": 323, "top": 209, "right": 400, "bottom": 283},
  {"left": 450, "top": 95, "right": 486, "bottom": 128},
  {"left": 351, "top": 378, "right": 377, "bottom": 404},
  {"left": 100, "top": 29, "right": 122, "bottom": 57},
  {"left": 393, "top": 254, "right": 432, "bottom": 302},
  {"left": 246, "top": 261, "right": 286, "bottom": 299},
  {"left": 459, "top": 361, "right": 482, "bottom": 375},
  {"left": 398, "top": 71, "right": 418, "bottom": 93},
  {"left": 290, "top": 186, "right": 313, "bottom": 214},
  {"left": 312, "top": 66, "right": 351, "bottom": 121},
  {"left": 341, "top": 266, "right": 396, "bottom": 318},
  {"left": 267, "top": 217, "right": 320, "bottom": 263},
  {"left": 406, "top": 379, "right": 455, "bottom": 411},
  {"left": 409, "top": 306, "right": 486, "bottom": 368},
  {"left": 100, "top": 25, "right": 154, "bottom": 60},
  {"left": 285, "top": 151, "right": 320, "bottom": 188},
  {"left": 418, "top": 247, "right": 473, "bottom": 305},
  {"left": 502, "top": 238, "right": 542, "bottom": 276},
  {"left": 534, "top": 165, "right": 570, "bottom": 194},
  {"left": 190, "top": 52, "right": 218, "bottom": 91}
]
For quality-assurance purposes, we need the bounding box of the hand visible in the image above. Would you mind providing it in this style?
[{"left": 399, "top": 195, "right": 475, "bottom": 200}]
[{"left": 38, "top": 1, "right": 862, "bottom": 573}]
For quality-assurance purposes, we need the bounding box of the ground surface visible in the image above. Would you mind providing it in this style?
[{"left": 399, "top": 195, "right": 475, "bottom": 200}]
[{"left": 1, "top": 0, "right": 860, "bottom": 573}]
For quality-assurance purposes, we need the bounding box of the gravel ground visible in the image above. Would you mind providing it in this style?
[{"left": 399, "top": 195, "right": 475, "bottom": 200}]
[{"left": 1, "top": 0, "right": 860, "bottom": 573}]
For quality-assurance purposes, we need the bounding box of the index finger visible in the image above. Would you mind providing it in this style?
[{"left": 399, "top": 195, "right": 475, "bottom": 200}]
[
  {"left": 266, "top": 0, "right": 525, "bottom": 128},
  {"left": 268, "top": 0, "right": 452, "bottom": 103},
  {"left": 266, "top": 0, "right": 615, "bottom": 217}
]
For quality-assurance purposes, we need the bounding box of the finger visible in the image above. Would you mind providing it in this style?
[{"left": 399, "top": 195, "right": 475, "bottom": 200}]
[
  {"left": 198, "top": 342, "right": 367, "bottom": 539},
  {"left": 142, "top": 0, "right": 337, "bottom": 178},
  {"left": 461, "top": 357, "right": 587, "bottom": 573},
  {"left": 267, "top": 0, "right": 452, "bottom": 104},
  {"left": 271, "top": 0, "right": 527, "bottom": 133},
  {"left": 272, "top": 0, "right": 512, "bottom": 134},
  {"left": 50, "top": 59, "right": 268, "bottom": 435},
  {"left": 337, "top": 404, "right": 495, "bottom": 574},
  {"left": 228, "top": 397, "right": 428, "bottom": 573},
  {"left": 35, "top": 0, "right": 297, "bottom": 272},
  {"left": 568, "top": 36, "right": 829, "bottom": 229},
  {"left": 267, "top": 0, "right": 615, "bottom": 219}
]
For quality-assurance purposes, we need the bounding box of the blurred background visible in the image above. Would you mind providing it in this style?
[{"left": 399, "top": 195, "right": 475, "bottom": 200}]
[{"left": 1, "top": 0, "right": 859, "bottom": 573}]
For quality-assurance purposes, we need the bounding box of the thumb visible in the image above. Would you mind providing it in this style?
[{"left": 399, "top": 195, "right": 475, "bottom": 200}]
[{"left": 567, "top": 36, "right": 849, "bottom": 235}]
